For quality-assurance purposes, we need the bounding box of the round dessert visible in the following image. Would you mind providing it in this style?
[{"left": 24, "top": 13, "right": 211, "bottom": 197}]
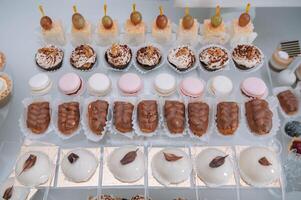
[
  {"left": 289, "top": 138, "right": 301, "bottom": 154},
  {"left": 232, "top": 44, "right": 263, "bottom": 70},
  {"left": 70, "top": 44, "right": 97, "bottom": 71},
  {"left": 58, "top": 73, "right": 84, "bottom": 96},
  {"left": 269, "top": 50, "right": 293, "bottom": 72},
  {"left": 15, "top": 151, "right": 51, "bottom": 187},
  {"left": 0, "top": 51, "right": 6, "bottom": 71},
  {"left": 118, "top": 73, "right": 143, "bottom": 96},
  {"left": 35, "top": 45, "right": 64, "bottom": 71},
  {"left": 151, "top": 148, "right": 192, "bottom": 185},
  {"left": 195, "top": 148, "right": 233, "bottom": 186},
  {"left": 199, "top": 45, "right": 229, "bottom": 71},
  {"left": 136, "top": 45, "right": 162, "bottom": 70},
  {"left": 0, "top": 177, "right": 30, "bottom": 200},
  {"left": 167, "top": 46, "right": 196, "bottom": 72},
  {"left": 284, "top": 121, "right": 301, "bottom": 137},
  {"left": 154, "top": 73, "right": 176, "bottom": 96},
  {"left": 209, "top": 75, "right": 233, "bottom": 97},
  {"left": 239, "top": 146, "right": 280, "bottom": 186},
  {"left": 179, "top": 77, "right": 205, "bottom": 98},
  {"left": 0, "top": 73, "right": 13, "bottom": 108},
  {"left": 28, "top": 73, "right": 52, "bottom": 95},
  {"left": 87, "top": 73, "right": 111, "bottom": 96},
  {"left": 241, "top": 77, "right": 267, "bottom": 99},
  {"left": 61, "top": 148, "right": 98, "bottom": 183},
  {"left": 105, "top": 44, "right": 132, "bottom": 70},
  {"left": 131, "top": 195, "right": 151, "bottom": 200},
  {"left": 107, "top": 146, "right": 145, "bottom": 183}
]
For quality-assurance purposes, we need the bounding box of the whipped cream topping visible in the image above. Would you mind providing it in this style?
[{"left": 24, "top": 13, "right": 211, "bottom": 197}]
[
  {"left": 70, "top": 45, "right": 96, "bottom": 69},
  {"left": 136, "top": 45, "right": 162, "bottom": 67},
  {"left": 199, "top": 46, "right": 229, "bottom": 70},
  {"left": 168, "top": 46, "right": 195, "bottom": 69},
  {"left": 232, "top": 44, "right": 263, "bottom": 68},
  {"left": 106, "top": 44, "right": 132, "bottom": 67},
  {"left": 36, "top": 45, "right": 63, "bottom": 69},
  {"left": 277, "top": 50, "right": 289, "bottom": 60}
]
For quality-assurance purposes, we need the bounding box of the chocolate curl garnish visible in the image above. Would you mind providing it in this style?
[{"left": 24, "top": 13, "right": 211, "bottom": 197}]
[
  {"left": 2, "top": 186, "right": 13, "bottom": 200},
  {"left": 19, "top": 154, "right": 37, "bottom": 176},
  {"left": 258, "top": 157, "right": 272, "bottom": 166},
  {"left": 163, "top": 152, "right": 183, "bottom": 162},
  {"left": 120, "top": 149, "right": 138, "bottom": 165},
  {"left": 209, "top": 155, "right": 228, "bottom": 168},
  {"left": 68, "top": 153, "right": 79, "bottom": 164}
]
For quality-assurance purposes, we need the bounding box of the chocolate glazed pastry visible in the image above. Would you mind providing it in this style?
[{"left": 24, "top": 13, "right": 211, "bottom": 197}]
[
  {"left": 216, "top": 102, "right": 239, "bottom": 135},
  {"left": 113, "top": 101, "right": 134, "bottom": 133},
  {"left": 188, "top": 102, "right": 209, "bottom": 137},
  {"left": 88, "top": 100, "right": 109, "bottom": 135},
  {"left": 137, "top": 100, "right": 159, "bottom": 133},
  {"left": 26, "top": 102, "right": 51, "bottom": 134},
  {"left": 245, "top": 99, "right": 273, "bottom": 135},
  {"left": 277, "top": 90, "right": 299, "bottom": 115},
  {"left": 164, "top": 100, "right": 185, "bottom": 134},
  {"left": 58, "top": 102, "right": 80, "bottom": 135}
]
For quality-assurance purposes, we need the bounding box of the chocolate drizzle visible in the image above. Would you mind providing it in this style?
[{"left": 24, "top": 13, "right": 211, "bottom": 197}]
[
  {"left": 120, "top": 149, "right": 138, "bottom": 165},
  {"left": 68, "top": 153, "right": 79, "bottom": 164},
  {"left": 19, "top": 154, "right": 37, "bottom": 175},
  {"left": 258, "top": 157, "right": 271, "bottom": 166},
  {"left": 163, "top": 152, "right": 183, "bottom": 162},
  {"left": 209, "top": 155, "right": 228, "bottom": 168},
  {"left": 2, "top": 186, "right": 13, "bottom": 200}
]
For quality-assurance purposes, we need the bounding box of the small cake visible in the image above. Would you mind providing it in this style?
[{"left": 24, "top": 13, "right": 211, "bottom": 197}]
[
  {"left": 195, "top": 148, "right": 233, "bottom": 186},
  {"left": 58, "top": 102, "right": 80, "bottom": 135},
  {"left": 118, "top": 73, "right": 143, "bottom": 96},
  {"left": 216, "top": 102, "right": 239, "bottom": 135},
  {"left": 199, "top": 45, "right": 229, "bottom": 71},
  {"left": 108, "top": 146, "right": 145, "bottom": 183},
  {"left": 61, "top": 148, "right": 98, "bottom": 183},
  {"left": 58, "top": 73, "right": 84, "bottom": 96},
  {"left": 179, "top": 77, "right": 205, "bottom": 98},
  {"left": 88, "top": 100, "right": 109, "bottom": 135},
  {"left": 70, "top": 45, "right": 97, "bottom": 71},
  {"left": 289, "top": 138, "right": 301, "bottom": 154},
  {"left": 164, "top": 101, "right": 185, "bottom": 134},
  {"left": 152, "top": 6, "right": 172, "bottom": 44},
  {"left": 105, "top": 44, "right": 132, "bottom": 70},
  {"left": 209, "top": 76, "right": 233, "bottom": 97},
  {"left": 188, "top": 102, "right": 209, "bottom": 137},
  {"left": 245, "top": 99, "right": 273, "bottom": 135},
  {"left": 113, "top": 101, "right": 134, "bottom": 133},
  {"left": 28, "top": 73, "right": 52, "bottom": 95},
  {"left": 232, "top": 44, "right": 263, "bottom": 70},
  {"left": 0, "top": 52, "right": 6, "bottom": 71},
  {"left": 26, "top": 102, "right": 51, "bottom": 134},
  {"left": 153, "top": 73, "right": 176, "bottom": 96},
  {"left": 277, "top": 90, "right": 299, "bottom": 115},
  {"left": 35, "top": 45, "right": 64, "bottom": 71},
  {"left": 87, "top": 73, "right": 111, "bottom": 96},
  {"left": 131, "top": 195, "right": 150, "bottom": 200},
  {"left": 0, "top": 177, "right": 30, "bottom": 200},
  {"left": 269, "top": 49, "right": 293, "bottom": 72},
  {"left": 137, "top": 100, "right": 159, "bottom": 133},
  {"left": 284, "top": 121, "right": 301, "bottom": 137},
  {"left": 15, "top": 151, "right": 51, "bottom": 187},
  {"left": 240, "top": 77, "right": 268, "bottom": 99},
  {"left": 0, "top": 73, "right": 13, "bottom": 108},
  {"left": 136, "top": 45, "right": 162, "bottom": 71},
  {"left": 151, "top": 148, "right": 192, "bottom": 185},
  {"left": 239, "top": 147, "right": 280, "bottom": 186},
  {"left": 167, "top": 45, "right": 196, "bottom": 72},
  {"left": 177, "top": 8, "right": 198, "bottom": 45},
  {"left": 71, "top": 8, "right": 92, "bottom": 45}
]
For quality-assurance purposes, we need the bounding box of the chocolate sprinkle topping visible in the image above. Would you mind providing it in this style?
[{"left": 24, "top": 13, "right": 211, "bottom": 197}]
[
  {"left": 68, "top": 153, "right": 79, "bottom": 164},
  {"left": 209, "top": 155, "right": 228, "bottom": 168},
  {"left": 120, "top": 149, "right": 138, "bottom": 165},
  {"left": 2, "top": 186, "right": 13, "bottom": 200},
  {"left": 19, "top": 154, "right": 37, "bottom": 175},
  {"left": 163, "top": 152, "right": 183, "bottom": 162},
  {"left": 258, "top": 157, "right": 272, "bottom": 166}
]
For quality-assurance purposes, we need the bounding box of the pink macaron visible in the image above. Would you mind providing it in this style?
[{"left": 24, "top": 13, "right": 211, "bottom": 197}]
[
  {"left": 118, "top": 73, "right": 143, "bottom": 96},
  {"left": 58, "top": 72, "right": 84, "bottom": 96},
  {"left": 180, "top": 77, "right": 205, "bottom": 98},
  {"left": 241, "top": 77, "right": 268, "bottom": 99}
]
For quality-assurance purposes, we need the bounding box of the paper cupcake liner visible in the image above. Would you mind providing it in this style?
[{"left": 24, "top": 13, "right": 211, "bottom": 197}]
[
  {"left": 19, "top": 95, "right": 54, "bottom": 140},
  {"left": 52, "top": 97, "right": 83, "bottom": 140},
  {"left": 81, "top": 97, "right": 112, "bottom": 142}
]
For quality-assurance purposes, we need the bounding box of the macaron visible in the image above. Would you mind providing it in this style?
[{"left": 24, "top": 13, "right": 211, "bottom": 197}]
[
  {"left": 58, "top": 72, "right": 84, "bottom": 96},
  {"left": 154, "top": 73, "right": 176, "bottom": 96},
  {"left": 241, "top": 77, "right": 268, "bottom": 99},
  {"left": 28, "top": 73, "right": 52, "bottom": 95},
  {"left": 209, "top": 75, "right": 233, "bottom": 97},
  {"left": 87, "top": 73, "right": 111, "bottom": 96},
  {"left": 118, "top": 73, "right": 143, "bottom": 96},
  {"left": 180, "top": 77, "right": 205, "bottom": 98}
]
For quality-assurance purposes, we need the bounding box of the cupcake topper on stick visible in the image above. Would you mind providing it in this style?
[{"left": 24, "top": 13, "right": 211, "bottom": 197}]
[
  {"left": 130, "top": 3, "right": 142, "bottom": 25},
  {"left": 102, "top": 2, "right": 113, "bottom": 29},
  {"left": 39, "top": 5, "right": 53, "bottom": 30},
  {"left": 156, "top": 5, "right": 168, "bottom": 29},
  {"left": 182, "top": 7, "right": 194, "bottom": 29},
  {"left": 211, "top": 5, "right": 222, "bottom": 28},
  {"left": 239, "top": 3, "right": 251, "bottom": 27},
  {"left": 72, "top": 5, "right": 85, "bottom": 30}
]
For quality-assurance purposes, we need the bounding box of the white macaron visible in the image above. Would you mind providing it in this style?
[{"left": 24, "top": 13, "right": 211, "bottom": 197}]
[
  {"left": 87, "top": 73, "right": 111, "bottom": 96},
  {"left": 209, "top": 75, "right": 233, "bottom": 97},
  {"left": 28, "top": 73, "right": 52, "bottom": 95},
  {"left": 154, "top": 73, "right": 176, "bottom": 96}
]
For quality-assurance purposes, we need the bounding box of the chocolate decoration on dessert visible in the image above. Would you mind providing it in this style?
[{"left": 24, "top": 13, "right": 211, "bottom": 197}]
[
  {"left": 188, "top": 102, "right": 209, "bottom": 137},
  {"left": 68, "top": 153, "right": 79, "bottom": 164},
  {"left": 58, "top": 102, "right": 80, "bottom": 135},
  {"left": 113, "top": 101, "right": 134, "bottom": 133},
  {"left": 216, "top": 102, "right": 239, "bottom": 135},
  {"left": 199, "top": 46, "right": 229, "bottom": 71},
  {"left": 209, "top": 155, "right": 228, "bottom": 168},
  {"left": 164, "top": 101, "right": 185, "bottom": 134},
  {"left": 258, "top": 157, "right": 272, "bottom": 166},
  {"left": 105, "top": 44, "right": 132, "bottom": 70},
  {"left": 167, "top": 46, "right": 196, "bottom": 71},
  {"left": 26, "top": 102, "right": 51, "bottom": 134},
  {"left": 88, "top": 100, "right": 109, "bottom": 135},
  {"left": 290, "top": 139, "right": 301, "bottom": 154},
  {"left": 277, "top": 90, "right": 299, "bottom": 115},
  {"left": 70, "top": 45, "right": 97, "bottom": 71},
  {"left": 245, "top": 99, "right": 273, "bottom": 135},
  {"left": 136, "top": 46, "right": 162, "bottom": 70},
  {"left": 72, "top": 13, "right": 85, "bottom": 30},
  {"left": 120, "top": 149, "right": 138, "bottom": 165},
  {"left": 163, "top": 152, "right": 183, "bottom": 162},
  {"left": 40, "top": 16, "right": 53, "bottom": 30},
  {"left": 2, "top": 186, "right": 13, "bottom": 200},
  {"left": 35, "top": 45, "right": 64, "bottom": 71},
  {"left": 137, "top": 100, "right": 159, "bottom": 133},
  {"left": 20, "top": 154, "right": 37, "bottom": 175},
  {"left": 232, "top": 44, "right": 262, "bottom": 70}
]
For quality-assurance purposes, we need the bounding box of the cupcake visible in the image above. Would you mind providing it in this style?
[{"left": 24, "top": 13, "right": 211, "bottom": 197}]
[
  {"left": 105, "top": 44, "right": 132, "bottom": 70},
  {"left": 232, "top": 44, "right": 263, "bottom": 70},
  {"left": 136, "top": 45, "right": 162, "bottom": 71},
  {"left": 152, "top": 6, "right": 172, "bottom": 44},
  {"left": 167, "top": 45, "right": 196, "bottom": 72},
  {"left": 35, "top": 45, "right": 64, "bottom": 71},
  {"left": 199, "top": 45, "right": 229, "bottom": 71},
  {"left": 70, "top": 44, "right": 96, "bottom": 71},
  {"left": 0, "top": 73, "right": 13, "bottom": 108},
  {"left": 269, "top": 49, "right": 293, "bottom": 72},
  {"left": 0, "top": 52, "right": 6, "bottom": 71}
]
